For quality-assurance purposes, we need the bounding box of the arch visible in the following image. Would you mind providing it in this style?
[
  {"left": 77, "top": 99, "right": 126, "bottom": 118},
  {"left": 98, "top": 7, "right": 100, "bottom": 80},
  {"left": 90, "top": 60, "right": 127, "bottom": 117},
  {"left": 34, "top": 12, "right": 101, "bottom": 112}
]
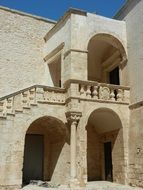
[
  {"left": 87, "top": 33, "right": 127, "bottom": 58},
  {"left": 87, "top": 33, "right": 127, "bottom": 84},
  {"left": 87, "top": 107, "right": 122, "bottom": 134},
  {"left": 22, "top": 116, "right": 69, "bottom": 186},
  {"left": 86, "top": 107, "right": 125, "bottom": 183}
]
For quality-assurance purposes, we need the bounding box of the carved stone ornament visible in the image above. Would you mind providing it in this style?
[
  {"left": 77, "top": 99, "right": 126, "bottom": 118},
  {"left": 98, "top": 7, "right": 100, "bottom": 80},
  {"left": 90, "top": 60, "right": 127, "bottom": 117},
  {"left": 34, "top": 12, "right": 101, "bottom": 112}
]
[
  {"left": 65, "top": 111, "right": 82, "bottom": 124},
  {"left": 99, "top": 86, "right": 110, "bottom": 100}
]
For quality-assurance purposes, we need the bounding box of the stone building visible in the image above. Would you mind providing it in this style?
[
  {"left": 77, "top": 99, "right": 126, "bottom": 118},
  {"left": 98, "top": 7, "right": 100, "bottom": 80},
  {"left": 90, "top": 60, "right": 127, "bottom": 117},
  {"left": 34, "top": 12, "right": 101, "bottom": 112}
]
[{"left": 0, "top": 0, "right": 143, "bottom": 189}]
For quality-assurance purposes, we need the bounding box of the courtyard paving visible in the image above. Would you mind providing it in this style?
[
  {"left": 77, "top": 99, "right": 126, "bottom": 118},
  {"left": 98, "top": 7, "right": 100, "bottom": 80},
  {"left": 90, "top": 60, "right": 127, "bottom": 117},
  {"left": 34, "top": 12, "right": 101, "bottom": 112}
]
[{"left": 22, "top": 181, "right": 143, "bottom": 190}]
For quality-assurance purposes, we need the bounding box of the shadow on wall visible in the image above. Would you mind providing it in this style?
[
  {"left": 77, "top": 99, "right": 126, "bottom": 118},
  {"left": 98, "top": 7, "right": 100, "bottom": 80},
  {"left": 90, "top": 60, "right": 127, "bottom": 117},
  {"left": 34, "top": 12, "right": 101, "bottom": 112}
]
[
  {"left": 22, "top": 116, "right": 70, "bottom": 186},
  {"left": 86, "top": 108, "right": 125, "bottom": 183}
]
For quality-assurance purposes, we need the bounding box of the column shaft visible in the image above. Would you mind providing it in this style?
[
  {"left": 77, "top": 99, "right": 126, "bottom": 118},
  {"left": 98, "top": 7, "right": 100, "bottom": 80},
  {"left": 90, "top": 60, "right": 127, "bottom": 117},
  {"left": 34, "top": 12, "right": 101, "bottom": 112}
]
[{"left": 70, "top": 121, "right": 77, "bottom": 179}]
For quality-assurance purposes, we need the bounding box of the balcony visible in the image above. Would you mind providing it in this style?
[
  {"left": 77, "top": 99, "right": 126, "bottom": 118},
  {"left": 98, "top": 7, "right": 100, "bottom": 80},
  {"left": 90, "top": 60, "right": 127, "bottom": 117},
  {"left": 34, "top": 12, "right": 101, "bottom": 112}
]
[{"left": 65, "top": 79, "right": 130, "bottom": 104}]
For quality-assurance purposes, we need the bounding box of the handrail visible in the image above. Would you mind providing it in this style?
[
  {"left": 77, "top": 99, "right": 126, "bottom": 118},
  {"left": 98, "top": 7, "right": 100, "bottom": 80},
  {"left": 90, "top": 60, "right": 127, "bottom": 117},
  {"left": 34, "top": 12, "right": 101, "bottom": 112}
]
[
  {"left": 0, "top": 85, "right": 66, "bottom": 101},
  {"left": 64, "top": 79, "right": 130, "bottom": 90}
]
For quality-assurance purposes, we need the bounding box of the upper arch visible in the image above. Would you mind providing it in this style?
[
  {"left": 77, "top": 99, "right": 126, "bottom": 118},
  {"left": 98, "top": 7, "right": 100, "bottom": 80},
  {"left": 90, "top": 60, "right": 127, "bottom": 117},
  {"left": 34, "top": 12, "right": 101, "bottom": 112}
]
[{"left": 87, "top": 33, "right": 127, "bottom": 59}]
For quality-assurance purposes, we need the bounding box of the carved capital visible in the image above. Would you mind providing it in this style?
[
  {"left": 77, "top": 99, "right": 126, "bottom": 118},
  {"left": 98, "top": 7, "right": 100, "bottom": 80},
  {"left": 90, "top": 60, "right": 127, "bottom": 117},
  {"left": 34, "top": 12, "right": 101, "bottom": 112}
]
[{"left": 66, "top": 111, "right": 82, "bottom": 125}]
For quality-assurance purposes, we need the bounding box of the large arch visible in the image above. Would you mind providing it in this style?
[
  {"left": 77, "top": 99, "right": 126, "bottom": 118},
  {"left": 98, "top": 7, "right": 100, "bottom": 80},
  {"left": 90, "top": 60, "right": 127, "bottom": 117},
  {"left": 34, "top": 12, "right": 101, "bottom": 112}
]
[
  {"left": 86, "top": 107, "right": 125, "bottom": 183},
  {"left": 22, "top": 116, "right": 69, "bottom": 186},
  {"left": 87, "top": 33, "right": 127, "bottom": 85}
]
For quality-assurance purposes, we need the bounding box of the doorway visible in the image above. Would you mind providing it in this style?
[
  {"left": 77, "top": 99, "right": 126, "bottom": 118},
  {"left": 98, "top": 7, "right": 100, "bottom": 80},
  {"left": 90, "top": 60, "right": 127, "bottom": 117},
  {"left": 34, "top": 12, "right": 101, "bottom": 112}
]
[
  {"left": 23, "top": 134, "right": 44, "bottom": 185},
  {"left": 109, "top": 67, "right": 120, "bottom": 85},
  {"left": 104, "top": 142, "right": 113, "bottom": 181}
]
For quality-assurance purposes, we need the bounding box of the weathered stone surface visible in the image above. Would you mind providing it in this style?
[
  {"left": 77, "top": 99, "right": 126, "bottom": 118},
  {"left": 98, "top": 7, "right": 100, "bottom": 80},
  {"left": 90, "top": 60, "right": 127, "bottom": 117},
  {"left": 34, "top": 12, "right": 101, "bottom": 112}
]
[{"left": 0, "top": 1, "right": 143, "bottom": 189}]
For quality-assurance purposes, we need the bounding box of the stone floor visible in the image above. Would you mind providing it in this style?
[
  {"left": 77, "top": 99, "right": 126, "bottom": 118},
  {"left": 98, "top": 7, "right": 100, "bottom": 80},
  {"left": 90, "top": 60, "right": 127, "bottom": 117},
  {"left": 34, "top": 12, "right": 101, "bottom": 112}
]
[
  {"left": 86, "top": 181, "right": 143, "bottom": 190},
  {"left": 22, "top": 181, "right": 143, "bottom": 190}
]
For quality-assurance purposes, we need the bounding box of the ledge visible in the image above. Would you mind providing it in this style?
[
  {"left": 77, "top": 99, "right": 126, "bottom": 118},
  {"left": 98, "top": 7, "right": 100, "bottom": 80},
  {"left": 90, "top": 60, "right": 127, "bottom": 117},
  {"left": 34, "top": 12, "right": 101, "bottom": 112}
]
[
  {"left": 64, "top": 49, "right": 88, "bottom": 59},
  {"left": 129, "top": 101, "right": 143, "bottom": 110},
  {"left": 66, "top": 96, "right": 129, "bottom": 106}
]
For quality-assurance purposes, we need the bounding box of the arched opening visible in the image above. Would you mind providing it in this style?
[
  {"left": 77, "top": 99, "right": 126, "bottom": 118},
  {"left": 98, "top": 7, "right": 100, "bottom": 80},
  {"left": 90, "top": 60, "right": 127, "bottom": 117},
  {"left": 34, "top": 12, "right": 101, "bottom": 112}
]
[
  {"left": 88, "top": 33, "right": 127, "bottom": 85},
  {"left": 22, "top": 116, "right": 69, "bottom": 186},
  {"left": 87, "top": 108, "right": 125, "bottom": 183}
]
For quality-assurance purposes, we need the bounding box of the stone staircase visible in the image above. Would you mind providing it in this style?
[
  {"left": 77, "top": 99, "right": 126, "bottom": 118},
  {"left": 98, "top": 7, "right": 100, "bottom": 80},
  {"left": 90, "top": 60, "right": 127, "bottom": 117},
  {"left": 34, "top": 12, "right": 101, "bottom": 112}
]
[
  {"left": 0, "top": 85, "right": 66, "bottom": 119},
  {"left": 0, "top": 80, "right": 130, "bottom": 120}
]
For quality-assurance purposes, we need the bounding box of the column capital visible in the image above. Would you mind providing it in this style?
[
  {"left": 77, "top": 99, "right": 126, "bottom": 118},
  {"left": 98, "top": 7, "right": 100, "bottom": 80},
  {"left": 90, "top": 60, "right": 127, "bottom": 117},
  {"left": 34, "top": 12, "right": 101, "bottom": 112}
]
[{"left": 66, "top": 111, "right": 82, "bottom": 125}]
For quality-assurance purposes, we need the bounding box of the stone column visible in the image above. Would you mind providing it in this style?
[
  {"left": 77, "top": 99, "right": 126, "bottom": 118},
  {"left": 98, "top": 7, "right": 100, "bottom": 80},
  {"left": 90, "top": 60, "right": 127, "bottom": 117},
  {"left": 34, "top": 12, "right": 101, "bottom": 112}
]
[{"left": 66, "top": 111, "right": 82, "bottom": 188}]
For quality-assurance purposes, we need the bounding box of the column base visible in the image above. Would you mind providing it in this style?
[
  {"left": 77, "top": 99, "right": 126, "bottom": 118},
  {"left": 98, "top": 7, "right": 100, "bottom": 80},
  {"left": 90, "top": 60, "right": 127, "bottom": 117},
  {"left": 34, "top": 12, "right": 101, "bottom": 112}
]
[{"left": 70, "top": 178, "right": 80, "bottom": 188}]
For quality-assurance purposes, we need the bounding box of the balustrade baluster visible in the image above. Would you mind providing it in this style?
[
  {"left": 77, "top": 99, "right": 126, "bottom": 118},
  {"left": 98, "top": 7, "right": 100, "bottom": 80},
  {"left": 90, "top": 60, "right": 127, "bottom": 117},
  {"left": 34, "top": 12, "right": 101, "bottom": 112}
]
[
  {"left": 92, "top": 86, "right": 98, "bottom": 99},
  {"left": 110, "top": 89, "right": 115, "bottom": 101},
  {"left": 117, "top": 89, "right": 123, "bottom": 102},
  {"left": 86, "top": 85, "right": 91, "bottom": 98},
  {"left": 80, "top": 85, "right": 85, "bottom": 97}
]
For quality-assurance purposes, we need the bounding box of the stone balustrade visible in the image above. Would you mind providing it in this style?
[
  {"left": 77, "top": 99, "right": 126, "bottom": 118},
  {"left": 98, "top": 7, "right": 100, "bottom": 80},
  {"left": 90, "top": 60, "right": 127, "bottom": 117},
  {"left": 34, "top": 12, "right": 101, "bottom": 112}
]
[
  {"left": 0, "top": 85, "right": 66, "bottom": 117},
  {"left": 65, "top": 79, "right": 130, "bottom": 104},
  {"left": 0, "top": 80, "right": 130, "bottom": 117}
]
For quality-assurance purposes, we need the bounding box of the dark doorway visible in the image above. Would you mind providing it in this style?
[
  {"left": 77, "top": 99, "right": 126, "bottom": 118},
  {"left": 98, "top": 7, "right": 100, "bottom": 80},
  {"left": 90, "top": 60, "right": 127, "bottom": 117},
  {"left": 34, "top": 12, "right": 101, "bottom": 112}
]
[
  {"left": 104, "top": 142, "right": 113, "bottom": 181},
  {"left": 23, "top": 134, "right": 44, "bottom": 185},
  {"left": 109, "top": 67, "right": 120, "bottom": 85}
]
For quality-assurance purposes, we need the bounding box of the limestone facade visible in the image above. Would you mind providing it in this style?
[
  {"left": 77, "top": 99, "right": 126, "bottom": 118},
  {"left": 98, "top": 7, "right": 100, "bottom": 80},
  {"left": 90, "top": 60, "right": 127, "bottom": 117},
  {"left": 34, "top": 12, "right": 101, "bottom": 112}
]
[{"left": 0, "top": 1, "right": 143, "bottom": 189}]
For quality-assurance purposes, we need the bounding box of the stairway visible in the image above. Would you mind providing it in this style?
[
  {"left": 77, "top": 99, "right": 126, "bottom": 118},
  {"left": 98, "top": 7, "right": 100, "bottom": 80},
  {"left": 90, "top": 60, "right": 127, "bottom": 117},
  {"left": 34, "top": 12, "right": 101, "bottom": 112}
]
[{"left": 0, "top": 85, "right": 66, "bottom": 119}]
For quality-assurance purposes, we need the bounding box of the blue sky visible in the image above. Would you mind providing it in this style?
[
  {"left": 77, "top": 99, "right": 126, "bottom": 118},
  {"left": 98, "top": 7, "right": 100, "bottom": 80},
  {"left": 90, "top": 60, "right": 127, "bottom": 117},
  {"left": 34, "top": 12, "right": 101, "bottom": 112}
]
[{"left": 0, "top": 0, "right": 126, "bottom": 21}]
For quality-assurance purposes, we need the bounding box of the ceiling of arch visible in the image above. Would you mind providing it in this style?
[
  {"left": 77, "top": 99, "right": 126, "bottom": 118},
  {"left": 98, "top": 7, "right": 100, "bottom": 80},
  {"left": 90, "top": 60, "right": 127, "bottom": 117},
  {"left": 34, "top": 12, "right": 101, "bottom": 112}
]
[{"left": 88, "top": 109, "right": 122, "bottom": 134}]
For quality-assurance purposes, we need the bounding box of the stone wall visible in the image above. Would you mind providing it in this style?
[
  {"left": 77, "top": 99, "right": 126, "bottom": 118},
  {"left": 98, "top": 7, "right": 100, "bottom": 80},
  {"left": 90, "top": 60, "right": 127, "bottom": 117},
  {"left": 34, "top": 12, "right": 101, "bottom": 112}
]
[
  {"left": 128, "top": 107, "right": 143, "bottom": 188},
  {"left": 115, "top": 1, "right": 143, "bottom": 187},
  {"left": 118, "top": 0, "right": 143, "bottom": 103},
  {"left": 0, "top": 7, "right": 55, "bottom": 97},
  {"left": 0, "top": 102, "right": 68, "bottom": 187},
  {"left": 44, "top": 10, "right": 128, "bottom": 86},
  {"left": 76, "top": 100, "right": 129, "bottom": 185}
]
